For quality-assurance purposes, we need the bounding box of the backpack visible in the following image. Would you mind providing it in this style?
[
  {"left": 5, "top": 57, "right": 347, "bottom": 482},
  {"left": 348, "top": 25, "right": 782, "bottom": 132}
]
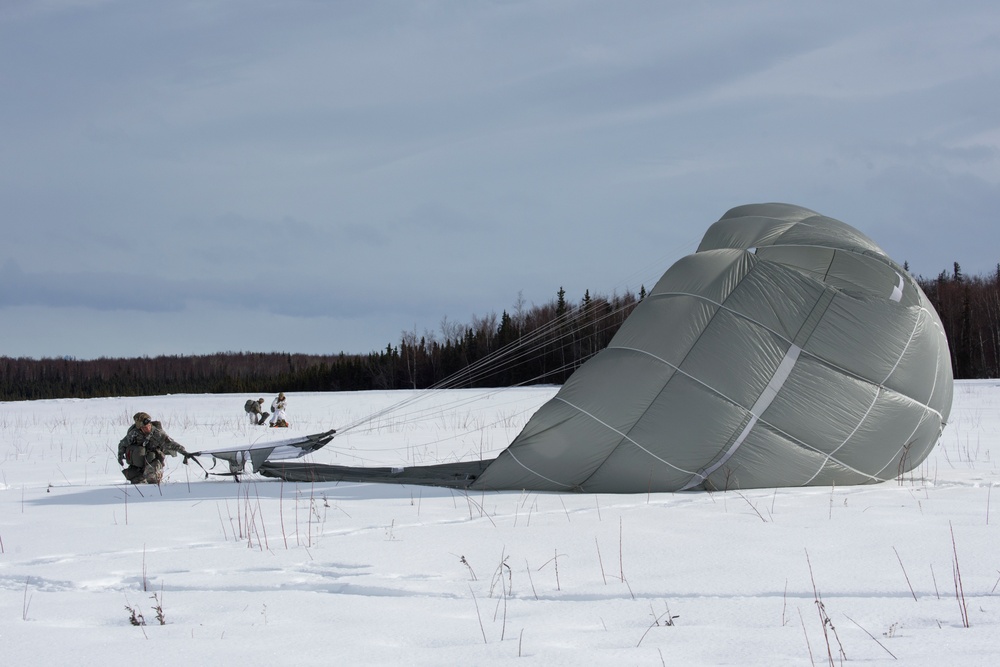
[{"left": 125, "top": 423, "right": 165, "bottom": 467}]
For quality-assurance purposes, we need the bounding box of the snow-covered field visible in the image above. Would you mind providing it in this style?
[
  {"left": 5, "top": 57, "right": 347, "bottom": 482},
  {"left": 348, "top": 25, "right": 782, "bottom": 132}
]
[{"left": 1, "top": 382, "right": 998, "bottom": 665}]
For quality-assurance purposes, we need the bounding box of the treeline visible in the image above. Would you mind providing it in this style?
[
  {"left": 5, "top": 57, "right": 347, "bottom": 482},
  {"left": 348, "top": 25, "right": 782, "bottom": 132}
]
[
  {"left": 2, "top": 265, "right": 998, "bottom": 402},
  {"left": 0, "top": 288, "right": 641, "bottom": 401},
  {"left": 918, "top": 263, "right": 1000, "bottom": 380}
]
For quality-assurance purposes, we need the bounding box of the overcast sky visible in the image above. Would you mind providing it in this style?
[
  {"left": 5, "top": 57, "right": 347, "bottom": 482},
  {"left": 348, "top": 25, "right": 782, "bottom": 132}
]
[{"left": 3, "top": 1, "right": 999, "bottom": 360}]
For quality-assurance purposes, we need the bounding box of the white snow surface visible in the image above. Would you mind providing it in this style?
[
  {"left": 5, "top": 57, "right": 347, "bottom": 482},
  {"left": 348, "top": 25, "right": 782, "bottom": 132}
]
[{"left": 1, "top": 382, "right": 998, "bottom": 665}]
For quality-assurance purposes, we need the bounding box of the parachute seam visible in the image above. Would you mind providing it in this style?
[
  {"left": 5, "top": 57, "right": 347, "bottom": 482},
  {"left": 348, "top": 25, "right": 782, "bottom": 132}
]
[
  {"left": 767, "top": 212, "right": 890, "bottom": 267},
  {"left": 871, "top": 306, "right": 947, "bottom": 479},
  {"left": 566, "top": 284, "right": 750, "bottom": 490},
  {"left": 609, "top": 306, "right": 879, "bottom": 485},
  {"left": 804, "top": 294, "right": 924, "bottom": 484},
  {"left": 881, "top": 305, "right": 923, "bottom": 386},
  {"left": 607, "top": 344, "right": 884, "bottom": 484},
  {"left": 924, "top": 308, "right": 947, "bottom": 426},
  {"left": 822, "top": 249, "right": 835, "bottom": 282},
  {"left": 615, "top": 296, "right": 937, "bottom": 486},
  {"left": 871, "top": 411, "right": 931, "bottom": 481},
  {"left": 802, "top": 387, "right": 882, "bottom": 485},
  {"left": 653, "top": 290, "right": 944, "bottom": 421},
  {"left": 758, "top": 416, "right": 887, "bottom": 483},
  {"left": 502, "top": 448, "right": 576, "bottom": 489},
  {"left": 551, "top": 396, "right": 698, "bottom": 477},
  {"left": 771, "top": 243, "right": 891, "bottom": 268},
  {"left": 681, "top": 345, "right": 802, "bottom": 490}
]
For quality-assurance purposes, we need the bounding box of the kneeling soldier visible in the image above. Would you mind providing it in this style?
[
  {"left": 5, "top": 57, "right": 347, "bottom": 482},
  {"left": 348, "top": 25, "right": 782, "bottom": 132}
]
[{"left": 117, "top": 412, "right": 190, "bottom": 484}]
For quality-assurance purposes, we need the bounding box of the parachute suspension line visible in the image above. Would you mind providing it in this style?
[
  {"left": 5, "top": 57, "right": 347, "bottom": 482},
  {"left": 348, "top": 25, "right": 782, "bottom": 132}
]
[
  {"left": 431, "top": 290, "right": 640, "bottom": 389},
  {"left": 334, "top": 291, "right": 646, "bottom": 438},
  {"left": 332, "top": 351, "right": 579, "bottom": 437},
  {"left": 329, "top": 357, "right": 581, "bottom": 448},
  {"left": 326, "top": 257, "right": 669, "bottom": 459},
  {"left": 334, "top": 385, "right": 552, "bottom": 445}
]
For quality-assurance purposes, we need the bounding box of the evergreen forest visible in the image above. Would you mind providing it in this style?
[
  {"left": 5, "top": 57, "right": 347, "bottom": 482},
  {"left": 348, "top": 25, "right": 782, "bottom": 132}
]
[{"left": 2, "top": 264, "right": 998, "bottom": 401}]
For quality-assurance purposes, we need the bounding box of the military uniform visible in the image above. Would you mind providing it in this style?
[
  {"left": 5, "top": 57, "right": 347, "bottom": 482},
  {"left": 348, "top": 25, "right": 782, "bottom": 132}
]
[
  {"left": 117, "top": 412, "right": 188, "bottom": 484},
  {"left": 245, "top": 398, "right": 268, "bottom": 425}
]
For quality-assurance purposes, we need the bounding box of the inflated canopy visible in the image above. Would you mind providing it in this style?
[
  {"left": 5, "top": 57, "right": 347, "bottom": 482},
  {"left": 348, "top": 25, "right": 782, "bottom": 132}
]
[
  {"left": 263, "top": 203, "right": 953, "bottom": 492},
  {"left": 470, "top": 203, "right": 952, "bottom": 492}
]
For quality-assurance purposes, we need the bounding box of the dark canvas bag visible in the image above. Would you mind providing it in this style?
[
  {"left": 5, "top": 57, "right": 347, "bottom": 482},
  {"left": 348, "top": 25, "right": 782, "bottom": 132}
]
[{"left": 126, "top": 443, "right": 147, "bottom": 467}]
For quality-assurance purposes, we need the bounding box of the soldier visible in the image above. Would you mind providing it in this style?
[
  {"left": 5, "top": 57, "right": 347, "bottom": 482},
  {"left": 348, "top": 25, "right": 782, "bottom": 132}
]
[
  {"left": 269, "top": 392, "right": 288, "bottom": 427},
  {"left": 244, "top": 397, "right": 268, "bottom": 425},
  {"left": 117, "top": 412, "right": 190, "bottom": 484}
]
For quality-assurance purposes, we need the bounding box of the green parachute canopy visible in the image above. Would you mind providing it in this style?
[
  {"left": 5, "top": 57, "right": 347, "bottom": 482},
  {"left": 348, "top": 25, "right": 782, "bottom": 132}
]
[{"left": 263, "top": 203, "right": 953, "bottom": 492}]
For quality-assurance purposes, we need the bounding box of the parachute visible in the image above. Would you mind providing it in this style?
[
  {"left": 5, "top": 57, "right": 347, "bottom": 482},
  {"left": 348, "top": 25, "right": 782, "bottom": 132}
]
[{"left": 262, "top": 203, "right": 953, "bottom": 492}]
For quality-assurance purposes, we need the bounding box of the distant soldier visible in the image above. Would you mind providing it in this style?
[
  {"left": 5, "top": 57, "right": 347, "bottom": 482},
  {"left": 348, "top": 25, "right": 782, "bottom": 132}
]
[
  {"left": 244, "top": 398, "right": 268, "bottom": 425},
  {"left": 269, "top": 392, "right": 288, "bottom": 427},
  {"left": 117, "top": 412, "right": 190, "bottom": 484}
]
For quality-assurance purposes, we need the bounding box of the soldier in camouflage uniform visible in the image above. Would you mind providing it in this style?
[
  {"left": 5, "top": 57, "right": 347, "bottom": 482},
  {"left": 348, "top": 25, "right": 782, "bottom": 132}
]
[
  {"left": 244, "top": 398, "right": 268, "bottom": 425},
  {"left": 117, "top": 412, "right": 190, "bottom": 484}
]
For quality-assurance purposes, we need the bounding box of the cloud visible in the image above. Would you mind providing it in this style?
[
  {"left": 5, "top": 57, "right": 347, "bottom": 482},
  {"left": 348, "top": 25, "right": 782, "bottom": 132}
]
[{"left": 2, "top": 1, "right": 1000, "bottom": 359}]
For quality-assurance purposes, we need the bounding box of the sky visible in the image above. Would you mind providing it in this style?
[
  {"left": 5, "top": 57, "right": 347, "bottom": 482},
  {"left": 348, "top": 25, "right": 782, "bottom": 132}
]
[
  {"left": 3, "top": 1, "right": 1000, "bottom": 360},
  {"left": 2, "top": 382, "right": 999, "bottom": 664}
]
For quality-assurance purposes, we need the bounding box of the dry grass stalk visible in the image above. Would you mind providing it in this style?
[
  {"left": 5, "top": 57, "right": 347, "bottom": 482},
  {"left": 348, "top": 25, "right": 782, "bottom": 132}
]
[
  {"left": 805, "top": 549, "right": 846, "bottom": 666},
  {"left": 950, "top": 523, "right": 970, "bottom": 628},
  {"left": 893, "top": 547, "right": 918, "bottom": 601}
]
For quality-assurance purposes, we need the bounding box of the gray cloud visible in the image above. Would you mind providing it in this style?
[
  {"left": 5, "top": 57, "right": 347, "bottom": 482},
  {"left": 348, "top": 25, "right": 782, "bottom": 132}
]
[{"left": 3, "top": 1, "right": 1000, "bottom": 359}]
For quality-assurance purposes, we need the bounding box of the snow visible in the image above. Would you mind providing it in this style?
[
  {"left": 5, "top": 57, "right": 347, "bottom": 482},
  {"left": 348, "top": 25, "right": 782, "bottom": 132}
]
[{"left": 1, "top": 382, "right": 999, "bottom": 665}]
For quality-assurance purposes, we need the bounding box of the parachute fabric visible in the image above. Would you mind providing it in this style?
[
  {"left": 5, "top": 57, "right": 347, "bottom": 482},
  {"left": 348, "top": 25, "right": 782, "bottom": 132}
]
[{"left": 470, "top": 203, "right": 953, "bottom": 492}]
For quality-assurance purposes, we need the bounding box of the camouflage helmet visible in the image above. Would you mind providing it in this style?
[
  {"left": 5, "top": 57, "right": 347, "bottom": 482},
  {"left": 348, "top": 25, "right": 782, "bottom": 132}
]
[
  {"left": 258, "top": 398, "right": 265, "bottom": 404},
  {"left": 133, "top": 411, "right": 152, "bottom": 426}
]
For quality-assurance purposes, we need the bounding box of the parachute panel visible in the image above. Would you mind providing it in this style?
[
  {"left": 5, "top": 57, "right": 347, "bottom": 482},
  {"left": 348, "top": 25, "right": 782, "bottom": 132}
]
[
  {"left": 720, "top": 260, "right": 828, "bottom": 343},
  {"left": 701, "top": 423, "right": 840, "bottom": 490},
  {"left": 677, "top": 305, "right": 789, "bottom": 410},
  {"left": 474, "top": 349, "right": 678, "bottom": 491},
  {"left": 804, "top": 293, "right": 919, "bottom": 387},
  {"left": 582, "top": 374, "right": 750, "bottom": 492},
  {"left": 608, "top": 294, "right": 716, "bottom": 370}
]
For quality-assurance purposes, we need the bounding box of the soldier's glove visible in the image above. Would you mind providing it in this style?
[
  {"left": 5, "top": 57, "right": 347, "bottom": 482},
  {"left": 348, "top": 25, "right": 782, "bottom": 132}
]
[{"left": 182, "top": 451, "right": 208, "bottom": 478}]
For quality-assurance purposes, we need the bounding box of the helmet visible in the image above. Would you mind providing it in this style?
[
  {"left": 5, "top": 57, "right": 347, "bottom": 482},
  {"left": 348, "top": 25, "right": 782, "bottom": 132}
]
[{"left": 133, "top": 412, "right": 152, "bottom": 426}]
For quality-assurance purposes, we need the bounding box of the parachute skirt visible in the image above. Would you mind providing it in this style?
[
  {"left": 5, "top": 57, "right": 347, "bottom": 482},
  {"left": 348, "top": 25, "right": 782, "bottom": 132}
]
[{"left": 259, "top": 459, "right": 493, "bottom": 489}]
